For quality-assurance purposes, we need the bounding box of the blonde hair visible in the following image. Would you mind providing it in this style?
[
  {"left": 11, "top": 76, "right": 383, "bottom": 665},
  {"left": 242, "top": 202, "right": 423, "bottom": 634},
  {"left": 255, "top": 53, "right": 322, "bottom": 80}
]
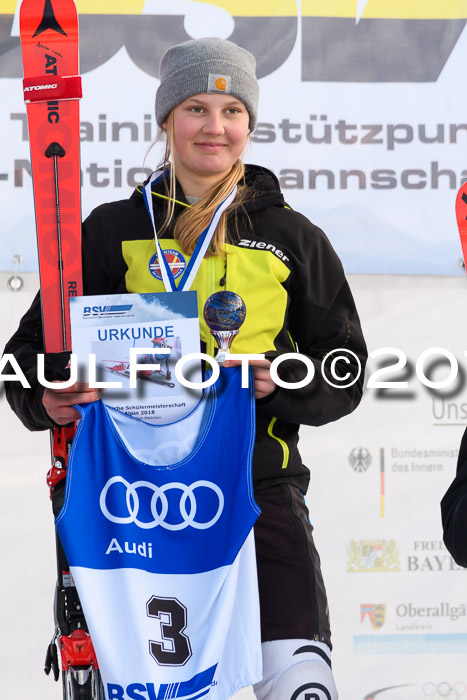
[{"left": 155, "top": 112, "right": 249, "bottom": 256}]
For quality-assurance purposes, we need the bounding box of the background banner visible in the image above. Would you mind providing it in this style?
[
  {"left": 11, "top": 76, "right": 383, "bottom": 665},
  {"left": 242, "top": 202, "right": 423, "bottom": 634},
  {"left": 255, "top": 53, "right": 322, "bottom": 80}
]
[{"left": 0, "top": 0, "right": 466, "bottom": 274}]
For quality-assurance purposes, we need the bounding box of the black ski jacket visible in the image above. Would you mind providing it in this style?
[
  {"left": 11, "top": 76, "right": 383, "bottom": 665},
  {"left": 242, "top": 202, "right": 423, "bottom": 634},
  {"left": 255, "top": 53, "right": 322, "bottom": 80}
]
[
  {"left": 4, "top": 165, "right": 367, "bottom": 492},
  {"left": 441, "top": 428, "right": 467, "bottom": 566}
]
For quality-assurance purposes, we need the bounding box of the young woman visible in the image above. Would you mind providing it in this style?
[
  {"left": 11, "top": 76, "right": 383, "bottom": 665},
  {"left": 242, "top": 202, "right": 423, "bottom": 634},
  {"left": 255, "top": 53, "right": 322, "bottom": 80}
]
[{"left": 5, "top": 38, "right": 367, "bottom": 698}]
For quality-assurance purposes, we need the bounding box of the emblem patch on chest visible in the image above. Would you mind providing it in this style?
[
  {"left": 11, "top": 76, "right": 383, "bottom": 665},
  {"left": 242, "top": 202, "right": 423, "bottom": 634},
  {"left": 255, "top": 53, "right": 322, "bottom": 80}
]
[{"left": 149, "top": 250, "right": 187, "bottom": 280}]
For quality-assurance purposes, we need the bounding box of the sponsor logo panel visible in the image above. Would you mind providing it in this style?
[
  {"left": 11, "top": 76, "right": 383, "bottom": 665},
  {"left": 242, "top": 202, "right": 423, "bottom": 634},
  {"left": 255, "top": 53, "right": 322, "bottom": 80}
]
[
  {"left": 361, "top": 604, "right": 386, "bottom": 630},
  {"left": 349, "top": 447, "right": 372, "bottom": 472},
  {"left": 347, "top": 539, "right": 400, "bottom": 573},
  {"left": 347, "top": 539, "right": 465, "bottom": 573},
  {"left": 360, "top": 602, "right": 467, "bottom": 634}
]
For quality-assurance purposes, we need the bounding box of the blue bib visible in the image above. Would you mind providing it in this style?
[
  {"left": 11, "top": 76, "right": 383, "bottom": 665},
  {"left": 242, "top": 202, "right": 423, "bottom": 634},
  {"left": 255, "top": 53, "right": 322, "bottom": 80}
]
[{"left": 56, "top": 367, "right": 262, "bottom": 700}]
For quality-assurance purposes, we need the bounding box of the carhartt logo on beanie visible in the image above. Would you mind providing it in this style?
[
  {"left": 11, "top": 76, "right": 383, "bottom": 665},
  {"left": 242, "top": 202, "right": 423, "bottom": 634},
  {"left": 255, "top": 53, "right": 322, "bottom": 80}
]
[
  {"left": 156, "top": 37, "right": 258, "bottom": 129},
  {"left": 209, "top": 74, "right": 231, "bottom": 93}
]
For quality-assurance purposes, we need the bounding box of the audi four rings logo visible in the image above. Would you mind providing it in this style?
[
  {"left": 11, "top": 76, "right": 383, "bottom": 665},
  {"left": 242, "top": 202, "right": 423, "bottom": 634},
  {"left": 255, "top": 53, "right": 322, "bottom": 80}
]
[{"left": 99, "top": 477, "right": 224, "bottom": 530}]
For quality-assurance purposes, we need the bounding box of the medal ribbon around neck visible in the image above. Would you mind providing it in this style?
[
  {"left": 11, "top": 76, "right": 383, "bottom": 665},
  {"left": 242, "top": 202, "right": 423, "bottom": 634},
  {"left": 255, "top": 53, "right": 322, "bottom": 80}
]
[{"left": 143, "top": 170, "right": 237, "bottom": 293}]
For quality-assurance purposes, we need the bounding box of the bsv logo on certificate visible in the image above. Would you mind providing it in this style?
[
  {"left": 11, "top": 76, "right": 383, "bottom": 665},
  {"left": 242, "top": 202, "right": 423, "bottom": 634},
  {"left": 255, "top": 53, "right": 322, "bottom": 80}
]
[{"left": 70, "top": 291, "right": 202, "bottom": 423}]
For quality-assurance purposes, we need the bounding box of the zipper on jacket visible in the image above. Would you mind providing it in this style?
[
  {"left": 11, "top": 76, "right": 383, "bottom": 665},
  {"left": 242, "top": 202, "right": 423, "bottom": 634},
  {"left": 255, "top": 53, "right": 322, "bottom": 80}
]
[
  {"left": 267, "top": 417, "right": 289, "bottom": 470},
  {"left": 287, "top": 329, "right": 297, "bottom": 351}
]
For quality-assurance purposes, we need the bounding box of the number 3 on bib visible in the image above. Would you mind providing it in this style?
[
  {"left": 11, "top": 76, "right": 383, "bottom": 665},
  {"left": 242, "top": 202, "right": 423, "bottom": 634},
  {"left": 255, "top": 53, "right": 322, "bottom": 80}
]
[{"left": 147, "top": 596, "right": 192, "bottom": 666}]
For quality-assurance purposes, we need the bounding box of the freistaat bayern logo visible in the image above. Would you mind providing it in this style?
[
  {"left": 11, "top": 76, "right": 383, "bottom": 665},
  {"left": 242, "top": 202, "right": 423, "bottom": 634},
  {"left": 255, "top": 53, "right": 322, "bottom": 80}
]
[{"left": 347, "top": 539, "right": 400, "bottom": 573}]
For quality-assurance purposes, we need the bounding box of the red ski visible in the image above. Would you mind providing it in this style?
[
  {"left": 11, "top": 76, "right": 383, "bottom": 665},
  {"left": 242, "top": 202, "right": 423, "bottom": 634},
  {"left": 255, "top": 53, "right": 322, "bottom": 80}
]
[
  {"left": 20, "top": 0, "right": 82, "bottom": 352},
  {"left": 456, "top": 181, "right": 467, "bottom": 270},
  {"left": 20, "top": 3, "right": 102, "bottom": 698}
]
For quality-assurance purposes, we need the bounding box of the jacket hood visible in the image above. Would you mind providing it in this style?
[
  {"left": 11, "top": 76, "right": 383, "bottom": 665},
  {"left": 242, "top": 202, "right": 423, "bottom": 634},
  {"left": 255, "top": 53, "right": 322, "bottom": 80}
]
[{"left": 242, "top": 164, "right": 285, "bottom": 212}]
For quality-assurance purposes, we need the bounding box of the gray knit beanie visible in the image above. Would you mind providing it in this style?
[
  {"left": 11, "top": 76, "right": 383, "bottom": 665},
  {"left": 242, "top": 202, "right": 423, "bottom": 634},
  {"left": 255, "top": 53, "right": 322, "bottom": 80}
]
[{"left": 156, "top": 37, "right": 258, "bottom": 130}]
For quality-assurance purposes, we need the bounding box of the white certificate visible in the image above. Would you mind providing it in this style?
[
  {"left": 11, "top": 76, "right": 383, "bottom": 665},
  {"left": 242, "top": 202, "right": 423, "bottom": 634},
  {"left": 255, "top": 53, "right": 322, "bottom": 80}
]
[{"left": 70, "top": 291, "right": 202, "bottom": 424}]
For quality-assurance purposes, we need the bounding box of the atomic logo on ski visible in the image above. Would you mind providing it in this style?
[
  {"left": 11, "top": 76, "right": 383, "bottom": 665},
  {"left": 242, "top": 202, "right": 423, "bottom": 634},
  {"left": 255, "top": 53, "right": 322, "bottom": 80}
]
[{"left": 33, "top": 0, "right": 67, "bottom": 38}]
